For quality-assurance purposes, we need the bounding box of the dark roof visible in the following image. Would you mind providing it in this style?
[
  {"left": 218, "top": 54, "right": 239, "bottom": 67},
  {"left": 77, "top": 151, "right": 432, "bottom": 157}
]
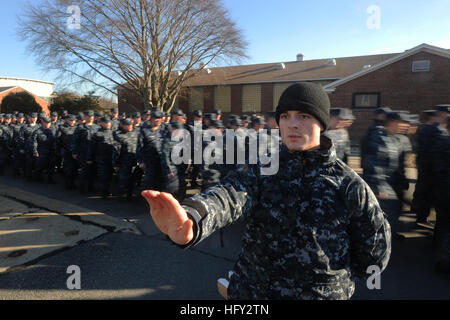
[
  {"left": 325, "top": 43, "right": 450, "bottom": 90},
  {"left": 182, "top": 53, "right": 398, "bottom": 86},
  {"left": 0, "top": 86, "right": 16, "bottom": 93}
]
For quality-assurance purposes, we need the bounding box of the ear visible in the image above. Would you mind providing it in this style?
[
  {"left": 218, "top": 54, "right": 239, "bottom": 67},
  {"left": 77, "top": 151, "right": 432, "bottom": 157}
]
[{"left": 319, "top": 123, "right": 325, "bottom": 132}]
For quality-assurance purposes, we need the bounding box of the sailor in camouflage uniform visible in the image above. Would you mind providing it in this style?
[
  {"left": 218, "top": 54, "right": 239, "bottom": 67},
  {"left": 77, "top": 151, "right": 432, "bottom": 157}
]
[
  {"left": 201, "top": 119, "right": 235, "bottom": 190},
  {"left": 411, "top": 109, "right": 443, "bottom": 224},
  {"left": 49, "top": 111, "right": 63, "bottom": 173},
  {"left": 109, "top": 108, "right": 120, "bottom": 132},
  {"left": 392, "top": 113, "right": 413, "bottom": 208},
  {"left": 11, "top": 113, "right": 25, "bottom": 176},
  {"left": 113, "top": 118, "right": 139, "bottom": 201},
  {"left": 362, "top": 111, "right": 409, "bottom": 234},
  {"left": 430, "top": 105, "right": 450, "bottom": 273},
  {"left": 56, "top": 114, "right": 78, "bottom": 189},
  {"left": 160, "top": 122, "right": 188, "bottom": 201},
  {"left": 143, "top": 82, "right": 391, "bottom": 300},
  {"left": 71, "top": 110, "right": 100, "bottom": 193},
  {"left": 324, "top": 108, "right": 353, "bottom": 164},
  {"left": 20, "top": 113, "right": 40, "bottom": 180},
  {"left": 137, "top": 110, "right": 165, "bottom": 192},
  {"left": 360, "top": 107, "right": 392, "bottom": 167},
  {"left": 31, "top": 117, "right": 57, "bottom": 183},
  {"left": 89, "top": 116, "right": 118, "bottom": 198},
  {"left": 187, "top": 110, "right": 203, "bottom": 189},
  {"left": 0, "top": 115, "right": 13, "bottom": 175}
]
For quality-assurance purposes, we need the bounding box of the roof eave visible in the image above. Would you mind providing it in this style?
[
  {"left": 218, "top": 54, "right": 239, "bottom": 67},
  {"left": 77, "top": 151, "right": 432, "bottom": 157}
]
[
  {"left": 324, "top": 43, "right": 450, "bottom": 90},
  {"left": 184, "top": 77, "right": 340, "bottom": 87}
]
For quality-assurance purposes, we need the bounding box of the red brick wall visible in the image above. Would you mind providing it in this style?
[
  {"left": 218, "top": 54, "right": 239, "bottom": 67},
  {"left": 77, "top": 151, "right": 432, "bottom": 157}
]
[
  {"left": 328, "top": 51, "right": 450, "bottom": 144},
  {"left": 0, "top": 87, "right": 50, "bottom": 115}
]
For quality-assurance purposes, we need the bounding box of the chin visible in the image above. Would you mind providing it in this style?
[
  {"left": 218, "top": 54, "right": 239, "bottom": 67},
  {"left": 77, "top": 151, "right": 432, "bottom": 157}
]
[{"left": 285, "top": 143, "right": 306, "bottom": 151}]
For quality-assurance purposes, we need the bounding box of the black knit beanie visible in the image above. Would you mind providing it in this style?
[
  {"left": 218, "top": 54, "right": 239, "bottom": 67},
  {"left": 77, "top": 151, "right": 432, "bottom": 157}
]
[{"left": 276, "top": 82, "right": 330, "bottom": 130}]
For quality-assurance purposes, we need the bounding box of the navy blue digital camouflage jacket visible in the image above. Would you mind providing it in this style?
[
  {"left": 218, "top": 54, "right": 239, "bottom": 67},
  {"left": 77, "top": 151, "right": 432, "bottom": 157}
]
[
  {"left": 324, "top": 128, "right": 351, "bottom": 163},
  {"left": 180, "top": 136, "right": 391, "bottom": 300},
  {"left": 361, "top": 126, "right": 401, "bottom": 199}
]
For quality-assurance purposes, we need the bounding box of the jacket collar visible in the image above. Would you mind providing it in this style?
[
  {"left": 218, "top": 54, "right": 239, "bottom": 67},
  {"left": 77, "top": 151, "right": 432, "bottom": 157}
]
[{"left": 279, "top": 135, "right": 337, "bottom": 168}]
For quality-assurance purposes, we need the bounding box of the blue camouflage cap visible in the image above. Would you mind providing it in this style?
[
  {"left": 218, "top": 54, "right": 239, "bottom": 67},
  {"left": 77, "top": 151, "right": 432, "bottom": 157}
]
[
  {"left": 66, "top": 114, "right": 77, "bottom": 121},
  {"left": 151, "top": 110, "right": 164, "bottom": 119},
  {"left": 230, "top": 118, "right": 243, "bottom": 127},
  {"left": 121, "top": 118, "right": 133, "bottom": 125},
  {"left": 435, "top": 104, "right": 450, "bottom": 113},
  {"left": 193, "top": 110, "right": 203, "bottom": 117},
  {"left": 386, "top": 111, "right": 410, "bottom": 122},
  {"left": 100, "top": 116, "right": 111, "bottom": 123},
  {"left": 375, "top": 107, "right": 392, "bottom": 115}
]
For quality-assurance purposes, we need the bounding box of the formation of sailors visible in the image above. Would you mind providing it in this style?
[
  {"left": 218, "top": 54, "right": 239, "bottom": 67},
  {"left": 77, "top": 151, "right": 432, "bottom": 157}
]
[{"left": 1, "top": 103, "right": 448, "bottom": 271}]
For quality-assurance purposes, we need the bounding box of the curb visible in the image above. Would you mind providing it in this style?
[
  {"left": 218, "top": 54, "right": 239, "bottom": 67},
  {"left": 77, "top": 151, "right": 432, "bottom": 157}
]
[{"left": 0, "top": 184, "right": 140, "bottom": 234}]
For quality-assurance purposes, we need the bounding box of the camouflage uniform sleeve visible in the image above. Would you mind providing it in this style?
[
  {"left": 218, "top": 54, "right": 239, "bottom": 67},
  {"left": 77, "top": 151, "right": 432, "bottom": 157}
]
[
  {"left": 431, "top": 128, "right": 450, "bottom": 182},
  {"left": 179, "top": 164, "right": 260, "bottom": 249},
  {"left": 395, "top": 135, "right": 411, "bottom": 190},
  {"left": 88, "top": 133, "right": 97, "bottom": 162},
  {"left": 112, "top": 131, "right": 122, "bottom": 167},
  {"left": 136, "top": 131, "right": 144, "bottom": 164},
  {"left": 345, "top": 172, "right": 392, "bottom": 280},
  {"left": 343, "top": 129, "right": 351, "bottom": 164},
  {"left": 18, "top": 127, "right": 25, "bottom": 150},
  {"left": 31, "top": 130, "right": 39, "bottom": 155},
  {"left": 361, "top": 130, "right": 390, "bottom": 196},
  {"left": 160, "top": 137, "right": 174, "bottom": 176},
  {"left": 6, "top": 128, "right": 13, "bottom": 150},
  {"left": 71, "top": 126, "right": 81, "bottom": 155}
]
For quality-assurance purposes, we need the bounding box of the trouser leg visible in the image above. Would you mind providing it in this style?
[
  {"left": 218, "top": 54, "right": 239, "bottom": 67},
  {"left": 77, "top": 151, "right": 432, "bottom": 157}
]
[{"left": 412, "top": 173, "right": 433, "bottom": 221}]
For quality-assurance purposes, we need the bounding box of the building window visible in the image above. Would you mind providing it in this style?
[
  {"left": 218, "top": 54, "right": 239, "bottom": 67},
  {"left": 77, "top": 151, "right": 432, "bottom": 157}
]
[
  {"left": 353, "top": 93, "right": 380, "bottom": 109},
  {"left": 273, "top": 82, "right": 295, "bottom": 110},
  {"left": 188, "top": 87, "right": 204, "bottom": 112},
  {"left": 412, "top": 60, "right": 430, "bottom": 72},
  {"left": 214, "top": 85, "right": 231, "bottom": 112},
  {"left": 242, "top": 84, "right": 261, "bottom": 113}
]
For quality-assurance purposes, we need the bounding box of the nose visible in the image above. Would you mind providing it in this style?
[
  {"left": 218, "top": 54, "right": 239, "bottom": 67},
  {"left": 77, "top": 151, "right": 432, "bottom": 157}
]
[{"left": 286, "top": 116, "right": 298, "bottom": 129}]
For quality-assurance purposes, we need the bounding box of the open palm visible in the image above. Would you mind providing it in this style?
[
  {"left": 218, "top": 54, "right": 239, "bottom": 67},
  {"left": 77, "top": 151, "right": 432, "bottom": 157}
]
[{"left": 142, "top": 190, "right": 194, "bottom": 245}]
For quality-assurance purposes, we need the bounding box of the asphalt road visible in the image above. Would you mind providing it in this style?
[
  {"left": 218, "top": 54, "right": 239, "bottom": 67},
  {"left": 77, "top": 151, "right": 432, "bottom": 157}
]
[{"left": 0, "top": 169, "right": 449, "bottom": 300}]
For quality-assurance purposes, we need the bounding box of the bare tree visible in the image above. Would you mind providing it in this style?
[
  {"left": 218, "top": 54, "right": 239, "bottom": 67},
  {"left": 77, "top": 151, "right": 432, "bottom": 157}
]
[{"left": 18, "top": 0, "right": 247, "bottom": 111}]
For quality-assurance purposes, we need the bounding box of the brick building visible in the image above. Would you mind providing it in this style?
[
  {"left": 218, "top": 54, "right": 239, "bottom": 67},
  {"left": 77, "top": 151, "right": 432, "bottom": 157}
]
[
  {"left": 325, "top": 43, "right": 450, "bottom": 142},
  {"left": 0, "top": 86, "right": 51, "bottom": 114},
  {"left": 118, "top": 52, "right": 397, "bottom": 114},
  {"left": 118, "top": 43, "right": 449, "bottom": 143}
]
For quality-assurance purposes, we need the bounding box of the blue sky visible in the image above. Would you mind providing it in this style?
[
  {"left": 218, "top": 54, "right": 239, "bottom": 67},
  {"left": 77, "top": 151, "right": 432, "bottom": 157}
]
[{"left": 1, "top": 0, "right": 449, "bottom": 94}]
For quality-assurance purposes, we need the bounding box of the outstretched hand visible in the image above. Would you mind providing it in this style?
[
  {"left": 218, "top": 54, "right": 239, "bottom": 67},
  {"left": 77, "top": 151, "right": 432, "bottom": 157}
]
[{"left": 142, "top": 190, "right": 194, "bottom": 245}]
